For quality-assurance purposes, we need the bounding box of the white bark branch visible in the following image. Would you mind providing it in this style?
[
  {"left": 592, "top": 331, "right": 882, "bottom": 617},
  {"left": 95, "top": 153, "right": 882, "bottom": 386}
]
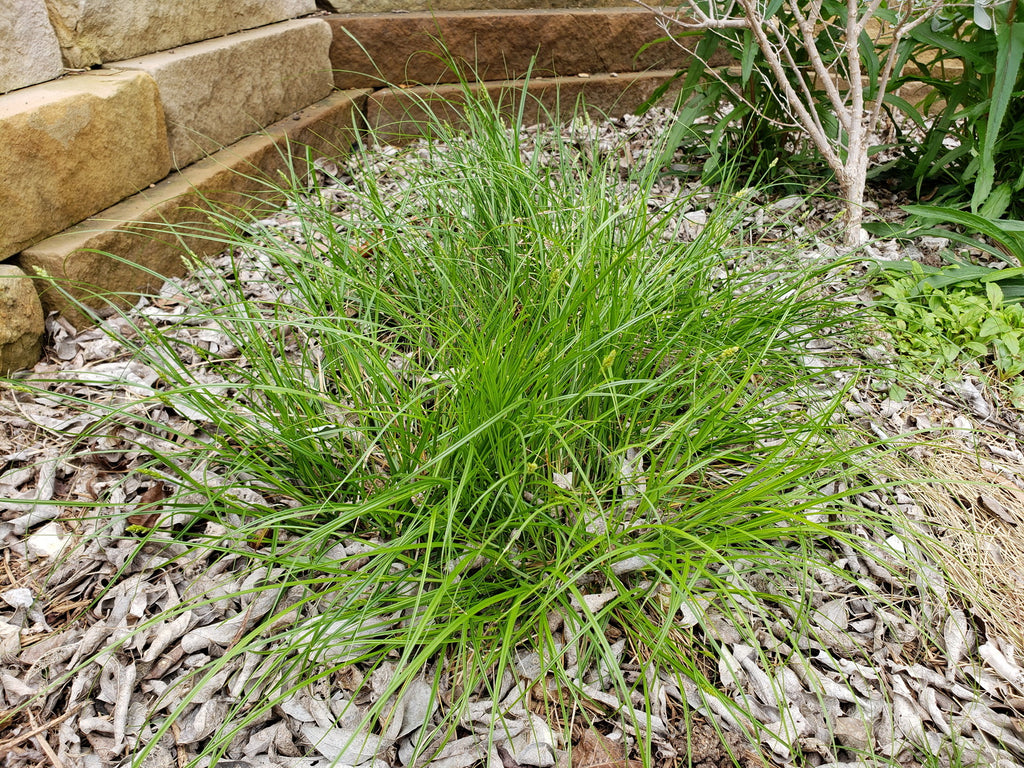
[
  {"left": 788, "top": 0, "right": 852, "bottom": 131},
  {"left": 635, "top": 0, "right": 943, "bottom": 244}
]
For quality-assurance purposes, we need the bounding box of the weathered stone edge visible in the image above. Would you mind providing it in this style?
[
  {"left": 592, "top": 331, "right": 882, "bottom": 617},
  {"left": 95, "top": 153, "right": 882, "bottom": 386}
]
[
  {"left": 366, "top": 70, "right": 682, "bottom": 144},
  {"left": 0, "top": 70, "right": 172, "bottom": 260},
  {"left": 327, "top": 8, "right": 702, "bottom": 90},
  {"left": 16, "top": 88, "right": 369, "bottom": 330},
  {"left": 107, "top": 18, "right": 335, "bottom": 168}
]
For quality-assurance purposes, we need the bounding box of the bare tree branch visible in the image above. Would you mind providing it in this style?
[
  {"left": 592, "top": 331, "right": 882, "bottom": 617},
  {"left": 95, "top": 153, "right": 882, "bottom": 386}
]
[
  {"left": 632, "top": 0, "right": 750, "bottom": 28},
  {"left": 788, "top": 0, "right": 852, "bottom": 131},
  {"left": 633, "top": 0, "right": 942, "bottom": 244},
  {"left": 646, "top": 6, "right": 803, "bottom": 130}
]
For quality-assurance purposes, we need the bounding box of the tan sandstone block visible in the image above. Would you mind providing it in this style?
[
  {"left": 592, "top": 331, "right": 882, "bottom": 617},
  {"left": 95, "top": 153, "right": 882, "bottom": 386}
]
[
  {"left": 366, "top": 71, "right": 681, "bottom": 144},
  {"left": 0, "top": 0, "right": 63, "bottom": 94},
  {"left": 18, "top": 89, "right": 368, "bottom": 328},
  {"left": 329, "top": 9, "right": 695, "bottom": 89},
  {"left": 0, "top": 70, "right": 170, "bottom": 260},
  {"left": 108, "top": 19, "right": 334, "bottom": 168},
  {"left": 0, "top": 265, "right": 45, "bottom": 374},
  {"left": 44, "top": 0, "right": 317, "bottom": 68}
]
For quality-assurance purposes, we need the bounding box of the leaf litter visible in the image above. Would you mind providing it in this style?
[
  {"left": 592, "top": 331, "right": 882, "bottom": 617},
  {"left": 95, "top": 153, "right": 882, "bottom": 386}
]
[{"left": 2, "top": 108, "right": 1024, "bottom": 768}]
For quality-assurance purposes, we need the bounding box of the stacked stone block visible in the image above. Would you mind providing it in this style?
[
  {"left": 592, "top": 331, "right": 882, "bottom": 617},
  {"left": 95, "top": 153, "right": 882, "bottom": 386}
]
[
  {"left": 328, "top": 7, "right": 694, "bottom": 88},
  {"left": 0, "top": 71, "right": 170, "bottom": 260},
  {"left": 44, "top": 0, "right": 318, "bottom": 68},
  {"left": 332, "top": 8, "right": 698, "bottom": 143},
  {"left": 107, "top": 20, "right": 334, "bottom": 168},
  {"left": 0, "top": 0, "right": 346, "bottom": 373},
  {"left": 0, "top": 1, "right": 63, "bottom": 94},
  {"left": 20, "top": 90, "right": 366, "bottom": 329},
  {"left": 318, "top": 0, "right": 622, "bottom": 11}
]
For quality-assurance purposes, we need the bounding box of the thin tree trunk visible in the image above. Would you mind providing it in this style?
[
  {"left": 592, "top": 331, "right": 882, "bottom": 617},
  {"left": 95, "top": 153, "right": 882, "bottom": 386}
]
[{"left": 636, "top": 0, "right": 944, "bottom": 247}]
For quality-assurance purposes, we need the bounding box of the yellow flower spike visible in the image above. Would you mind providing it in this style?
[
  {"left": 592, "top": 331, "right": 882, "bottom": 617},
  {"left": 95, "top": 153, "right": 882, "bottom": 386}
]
[{"left": 600, "top": 349, "right": 617, "bottom": 372}]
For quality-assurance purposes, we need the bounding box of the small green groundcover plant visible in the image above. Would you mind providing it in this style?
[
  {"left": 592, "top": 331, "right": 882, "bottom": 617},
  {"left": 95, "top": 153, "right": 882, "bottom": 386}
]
[
  {"left": 12, "top": 85, "right": 929, "bottom": 766},
  {"left": 870, "top": 260, "right": 1024, "bottom": 381}
]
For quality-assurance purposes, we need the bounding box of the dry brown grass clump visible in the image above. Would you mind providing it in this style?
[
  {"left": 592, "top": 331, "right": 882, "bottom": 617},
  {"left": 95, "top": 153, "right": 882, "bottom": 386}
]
[{"left": 910, "top": 449, "right": 1024, "bottom": 646}]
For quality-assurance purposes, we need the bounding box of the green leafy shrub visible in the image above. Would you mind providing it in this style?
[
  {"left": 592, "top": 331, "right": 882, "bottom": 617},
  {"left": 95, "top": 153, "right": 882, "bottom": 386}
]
[
  {"left": 647, "top": 51, "right": 825, "bottom": 187},
  {"left": 644, "top": 0, "right": 943, "bottom": 242}
]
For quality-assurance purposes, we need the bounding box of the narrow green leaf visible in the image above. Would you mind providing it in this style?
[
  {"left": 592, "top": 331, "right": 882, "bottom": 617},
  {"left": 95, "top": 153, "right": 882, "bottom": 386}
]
[
  {"left": 921, "top": 266, "right": 1001, "bottom": 290},
  {"left": 990, "top": 219, "right": 1024, "bottom": 233},
  {"left": 979, "top": 183, "right": 1015, "bottom": 220},
  {"left": 992, "top": 281, "right": 1024, "bottom": 303},
  {"left": 637, "top": 69, "right": 685, "bottom": 116},
  {"left": 741, "top": 28, "right": 756, "bottom": 84},
  {"left": 903, "top": 205, "right": 1024, "bottom": 266},
  {"left": 972, "top": 20, "right": 1024, "bottom": 211},
  {"left": 859, "top": 29, "right": 880, "bottom": 98},
  {"left": 980, "top": 267, "right": 1024, "bottom": 281},
  {"left": 908, "top": 24, "right": 990, "bottom": 68},
  {"left": 883, "top": 93, "right": 927, "bottom": 130},
  {"left": 877, "top": 259, "right": 941, "bottom": 275}
]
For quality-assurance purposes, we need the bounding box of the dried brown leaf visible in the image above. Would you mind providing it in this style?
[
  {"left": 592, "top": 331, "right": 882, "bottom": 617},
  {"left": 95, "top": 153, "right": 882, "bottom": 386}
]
[{"left": 571, "top": 729, "right": 641, "bottom": 768}]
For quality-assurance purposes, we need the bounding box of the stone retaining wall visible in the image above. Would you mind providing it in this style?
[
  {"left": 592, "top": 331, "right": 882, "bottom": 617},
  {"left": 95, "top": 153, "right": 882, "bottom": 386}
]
[{"left": 0, "top": 2, "right": 691, "bottom": 374}]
